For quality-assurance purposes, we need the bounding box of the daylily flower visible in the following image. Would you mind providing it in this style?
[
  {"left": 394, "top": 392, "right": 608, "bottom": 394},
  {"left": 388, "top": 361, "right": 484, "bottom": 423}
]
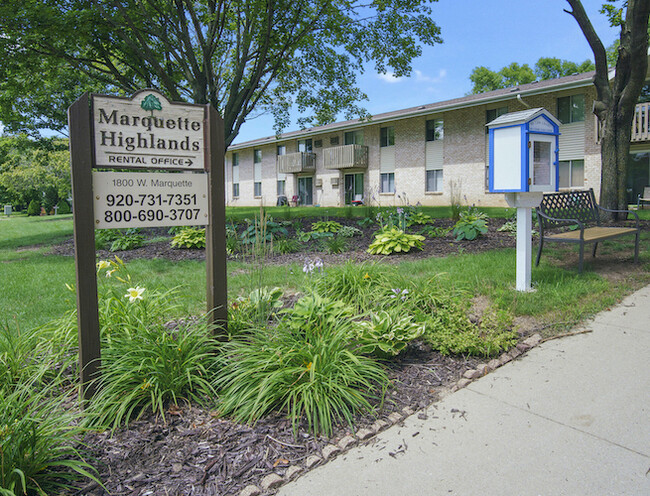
[
  {"left": 96, "top": 260, "right": 110, "bottom": 271},
  {"left": 124, "top": 286, "right": 145, "bottom": 302},
  {"left": 106, "top": 268, "right": 117, "bottom": 278},
  {"left": 363, "top": 273, "right": 370, "bottom": 280}
]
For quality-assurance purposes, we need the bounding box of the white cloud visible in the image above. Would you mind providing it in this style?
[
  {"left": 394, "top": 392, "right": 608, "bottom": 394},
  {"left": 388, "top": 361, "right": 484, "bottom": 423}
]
[
  {"left": 377, "top": 72, "right": 404, "bottom": 84},
  {"left": 414, "top": 69, "right": 447, "bottom": 83}
]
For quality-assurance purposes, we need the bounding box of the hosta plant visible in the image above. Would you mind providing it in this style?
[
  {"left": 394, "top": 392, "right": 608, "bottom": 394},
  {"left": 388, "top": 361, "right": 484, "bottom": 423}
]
[
  {"left": 406, "top": 211, "right": 432, "bottom": 226},
  {"left": 338, "top": 225, "right": 362, "bottom": 238},
  {"left": 171, "top": 227, "right": 206, "bottom": 249},
  {"left": 311, "top": 220, "right": 342, "bottom": 233},
  {"left": 452, "top": 208, "right": 489, "bottom": 241},
  {"left": 355, "top": 310, "right": 424, "bottom": 358},
  {"left": 367, "top": 228, "right": 425, "bottom": 255},
  {"left": 109, "top": 229, "right": 145, "bottom": 252}
]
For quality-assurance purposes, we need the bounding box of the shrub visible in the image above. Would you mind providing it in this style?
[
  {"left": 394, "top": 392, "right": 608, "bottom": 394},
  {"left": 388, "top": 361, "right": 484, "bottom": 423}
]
[
  {"left": 338, "top": 225, "right": 362, "bottom": 238},
  {"left": 87, "top": 318, "right": 219, "bottom": 429},
  {"left": 423, "top": 303, "right": 517, "bottom": 357},
  {"left": 95, "top": 229, "right": 121, "bottom": 250},
  {"left": 367, "top": 228, "right": 425, "bottom": 255},
  {"left": 357, "top": 217, "right": 374, "bottom": 228},
  {"left": 452, "top": 208, "right": 488, "bottom": 241},
  {"left": 355, "top": 310, "right": 424, "bottom": 358},
  {"left": 216, "top": 295, "right": 388, "bottom": 436},
  {"left": 241, "top": 217, "right": 288, "bottom": 245},
  {"left": 296, "top": 229, "right": 333, "bottom": 242},
  {"left": 171, "top": 227, "right": 206, "bottom": 249},
  {"left": 56, "top": 199, "right": 71, "bottom": 214},
  {"left": 26, "top": 199, "right": 41, "bottom": 216},
  {"left": 108, "top": 228, "right": 145, "bottom": 251},
  {"left": 310, "top": 220, "right": 342, "bottom": 233}
]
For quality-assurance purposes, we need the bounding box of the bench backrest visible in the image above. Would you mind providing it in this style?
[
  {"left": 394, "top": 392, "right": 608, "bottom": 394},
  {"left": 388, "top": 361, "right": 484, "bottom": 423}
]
[
  {"left": 642, "top": 187, "right": 650, "bottom": 199},
  {"left": 537, "top": 189, "right": 600, "bottom": 229}
]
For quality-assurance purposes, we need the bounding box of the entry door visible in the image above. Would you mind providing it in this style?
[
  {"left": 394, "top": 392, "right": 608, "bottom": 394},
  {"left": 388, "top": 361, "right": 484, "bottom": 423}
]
[
  {"left": 529, "top": 135, "right": 556, "bottom": 192},
  {"left": 297, "top": 176, "right": 313, "bottom": 205},
  {"left": 344, "top": 173, "right": 364, "bottom": 205}
]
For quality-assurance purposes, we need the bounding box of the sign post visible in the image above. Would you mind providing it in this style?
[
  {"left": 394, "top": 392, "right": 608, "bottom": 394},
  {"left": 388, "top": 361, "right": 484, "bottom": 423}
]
[{"left": 68, "top": 90, "right": 227, "bottom": 401}]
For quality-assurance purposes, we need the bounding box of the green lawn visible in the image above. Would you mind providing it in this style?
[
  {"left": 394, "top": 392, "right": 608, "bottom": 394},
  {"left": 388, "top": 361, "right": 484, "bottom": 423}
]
[{"left": 2, "top": 210, "right": 648, "bottom": 332}]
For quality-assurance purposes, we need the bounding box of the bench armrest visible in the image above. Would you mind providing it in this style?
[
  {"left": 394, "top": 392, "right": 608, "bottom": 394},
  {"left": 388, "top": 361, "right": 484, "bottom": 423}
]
[
  {"left": 536, "top": 210, "right": 585, "bottom": 237},
  {"left": 595, "top": 205, "right": 639, "bottom": 228}
]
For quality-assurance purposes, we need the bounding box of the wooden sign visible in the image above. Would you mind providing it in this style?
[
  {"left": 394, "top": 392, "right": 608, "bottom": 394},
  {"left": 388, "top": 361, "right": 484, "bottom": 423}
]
[
  {"left": 93, "top": 91, "right": 205, "bottom": 170},
  {"left": 93, "top": 171, "right": 209, "bottom": 229},
  {"left": 68, "top": 91, "right": 227, "bottom": 402}
]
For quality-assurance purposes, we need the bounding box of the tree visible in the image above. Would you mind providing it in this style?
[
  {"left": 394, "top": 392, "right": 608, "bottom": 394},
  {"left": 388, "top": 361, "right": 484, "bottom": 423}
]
[
  {"left": 566, "top": 0, "right": 650, "bottom": 215},
  {"left": 469, "top": 58, "right": 595, "bottom": 94},
  {"left": 0, "top": 0, "right": 442, "bottom": 146}
]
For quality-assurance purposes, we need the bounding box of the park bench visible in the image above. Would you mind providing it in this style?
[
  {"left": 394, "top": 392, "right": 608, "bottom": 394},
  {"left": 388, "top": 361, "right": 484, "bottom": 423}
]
[
  {"left": 535, "top": 188, "right": 640, "bottom": 273},
  {"left": 638, "top": 187, "right": 650, "bottom": 209}
]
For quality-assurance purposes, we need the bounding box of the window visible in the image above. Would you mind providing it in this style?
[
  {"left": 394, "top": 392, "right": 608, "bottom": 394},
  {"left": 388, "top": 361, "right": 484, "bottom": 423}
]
[
  {"left": 276, "top": 145, "right": 286, "bottom": 156},
  {"left": 558, "top": 160, "right": 584, "bottom": 188},
  {"left": 344, "top": 130, "right": 364, "bottom": 145},
  {"left": 277, "top": 180, "right": 286, "bottom": 196},
  {"left": 426, "top": 119, "right": 444, "bottom": 141},
  {"left": 314, "top": 139, "right": 322, "bottom": 148},
  {"left": 557, "top": 94, "right": 585, "bottom": 124},
  {"left": 380, "top": 172, "right": 395, "bottom": 193},
  {"left": 426, "top": 169, "right": 443, "bottom": 192},
  {"left": 330, "top": 136, "right": 339, "bottom": 146},
  {"left": 253, "top": 148, "right": 262, "bottom": 197},
  {"left": 298, "top": 139, "right": 313, "bottom": 153},
  {"left": 486, "top": 106, "right": 508, "bottom": 133},
  {"left": 380, "top": 126, "right": 395, "bottom": 147},
  {"left": 232, "top": 153, "right": 239, "bottom": 197}
]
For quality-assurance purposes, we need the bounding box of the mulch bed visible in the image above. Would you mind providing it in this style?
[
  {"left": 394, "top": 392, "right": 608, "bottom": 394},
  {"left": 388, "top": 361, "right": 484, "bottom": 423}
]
[{"left": 55, "top": 216, "right": 645, "bottom": 495}]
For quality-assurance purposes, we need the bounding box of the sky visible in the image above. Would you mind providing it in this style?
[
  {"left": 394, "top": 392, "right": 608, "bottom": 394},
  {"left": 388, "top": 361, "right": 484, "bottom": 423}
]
[{"left": 232, "top": 0, "right": 620, "bottom": 145}]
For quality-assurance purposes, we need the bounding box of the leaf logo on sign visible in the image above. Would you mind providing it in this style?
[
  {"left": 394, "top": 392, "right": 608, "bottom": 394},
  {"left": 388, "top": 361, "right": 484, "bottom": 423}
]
[{"left": 141, "top": 94, "right": 162, "bottom": 115}]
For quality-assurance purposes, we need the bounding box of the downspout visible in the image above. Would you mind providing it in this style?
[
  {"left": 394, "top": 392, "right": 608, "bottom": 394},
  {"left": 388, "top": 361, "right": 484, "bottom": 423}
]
[{"left": 517, "top": 93, "right": 531, "bottom": 108}]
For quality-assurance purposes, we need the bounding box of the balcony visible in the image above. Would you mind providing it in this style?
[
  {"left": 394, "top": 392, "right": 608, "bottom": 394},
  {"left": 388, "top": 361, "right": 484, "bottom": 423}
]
[
  {"left": 323, "top": 144, "right": 369, "bottom": 170},
  {"left": 277, "top": 152, "right": 316, "bottom": 173},
  {"left": 632, "top": 102, "right": 650, "bottom": 142}
]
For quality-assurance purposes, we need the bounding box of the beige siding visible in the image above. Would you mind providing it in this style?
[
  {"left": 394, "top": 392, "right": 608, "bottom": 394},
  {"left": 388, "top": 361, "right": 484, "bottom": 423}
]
[
  {"left": 380, "top": 146, "right": 395, "bottom": 172},
  {"left": 425, "top": 140, "right": 443, "bottom": 170},
  {"left": 559, "top": 122, "right": 585, "bottom": 161}
]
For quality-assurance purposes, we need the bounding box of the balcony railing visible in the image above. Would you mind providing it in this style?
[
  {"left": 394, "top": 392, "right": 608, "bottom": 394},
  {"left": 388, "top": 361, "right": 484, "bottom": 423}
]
[
  {"left": 323, "top": 144, "right": 369, "bottom": 170},
  {"left": 277, "top": 152, "right": 316, "bottom": 174},
  {"left": 632, "top": 102, "right": 650, "bottom": 142},
  {"left": 597, "top": 102, "right": 650, "bottom": 143}
]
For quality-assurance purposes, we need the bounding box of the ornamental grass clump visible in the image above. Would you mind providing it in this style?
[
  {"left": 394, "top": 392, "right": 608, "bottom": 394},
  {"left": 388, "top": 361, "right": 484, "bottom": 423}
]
[
  {"left": 86, "top": 317, "right": 220, "bottom": 429},
  {"left": 0, "top": 381, "right": 100, "bottom": 496},
  {"left": 216, "top": 295, "right": 388, "bottom": 436},
  {"left": 367, "top": 227, "right": 425, "bottom": 255}
]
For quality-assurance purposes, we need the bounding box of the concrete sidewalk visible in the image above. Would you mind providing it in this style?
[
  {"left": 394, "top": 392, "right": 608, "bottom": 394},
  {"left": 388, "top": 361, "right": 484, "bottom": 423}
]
[{"left": 277, "top": 285, "right": 650, "bottom": 496}]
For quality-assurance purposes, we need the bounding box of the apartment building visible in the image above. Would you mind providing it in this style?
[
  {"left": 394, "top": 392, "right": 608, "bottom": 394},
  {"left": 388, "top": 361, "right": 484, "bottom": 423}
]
[{"left": 226, "top": 71, "right": 650, "bottom": 208}]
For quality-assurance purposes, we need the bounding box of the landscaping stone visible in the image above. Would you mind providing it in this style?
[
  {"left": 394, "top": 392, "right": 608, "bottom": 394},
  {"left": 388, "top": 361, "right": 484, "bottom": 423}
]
[
  {"left": 284, "top": 466, "right": 303, "bottom": 480},
  {"left": 463, "top": 369, "right": 481, "bottom": 379},
  {"left": 260, "top": 473, "right": 284, "bottom": 491},
  {"left": 321, "top": 444, "right": 341, "bottom": 460},
  {"left": 356, "top": 428, "right": 375, "bottom": 440},
  {"left": 371, "top": 419, "right": 390, "bottom": 433},
  {"left": 456, "top": 378, "right": 472, "bottom": 388},
  {"left": 499, "top": 353, "right": 513, "bottom": 365},
  {"left": 476, "top": 364, "right": 490, "bottom": 375},
  {"left": 402, "top": 406, "right": 415, "bottom": 416},
  {"left": 239, "top": 485, "right": 261, "bottom": 496},
  {"left": 338, "top": 435, "right": 357, "bottom": 450},
  {"left": 524, "top": 333, "right": 542, "bottom": 347},
  {"left": 509, "top": 347, "right": 522, "bottom": 359},
  {"left": 304, "top": 455, "right": 322, "bottom": 469},
  {"left": 387, "top": 412, "right": 403, "bottom": 424},
  {"left": 488, "top": 359, "right": 501, "bottom": 370},
  {"left": 516, "top": 342, "right": 531, "bottom": 352}
]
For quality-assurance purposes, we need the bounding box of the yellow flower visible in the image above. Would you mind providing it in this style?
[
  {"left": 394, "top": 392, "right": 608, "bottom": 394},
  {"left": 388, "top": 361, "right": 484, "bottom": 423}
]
[
  {"left": 65, "top": 283, "right": 75, "bottom": 293},
  {"left": 96, "top": 260, "right": 110, "bottom": 271},
  {"left": 124, "top": 286, "right": 145, "bottom": 302},
  {"left": 363, "top": 273, "right": 370, "bottom": 279},
  {"left": 106, "top": 268, "right": 117, "bottom": 278},
  {"left": 305, "top": 361, "right": 313, "bottom": 371}
]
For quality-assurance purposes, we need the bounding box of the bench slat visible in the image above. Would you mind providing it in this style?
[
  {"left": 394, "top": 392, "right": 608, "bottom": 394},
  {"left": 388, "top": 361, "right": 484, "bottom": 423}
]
[{"left": 546, "top": 227, "right": 638, "bottom": 242}]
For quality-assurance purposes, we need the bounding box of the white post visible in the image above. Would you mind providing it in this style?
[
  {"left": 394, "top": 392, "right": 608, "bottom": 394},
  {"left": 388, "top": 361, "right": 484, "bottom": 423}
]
[{"left": 515, "top": 206, "right": 533, "bottom": 291}]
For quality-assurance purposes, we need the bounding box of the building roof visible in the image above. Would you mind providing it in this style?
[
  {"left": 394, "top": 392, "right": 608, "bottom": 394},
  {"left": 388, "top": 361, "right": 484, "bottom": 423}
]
[
  {"left": 486, "top": 107, "right": 561, "bottom": 128},
  {"left": 229, "top": 71, "right": 595, "bottom": 150}
]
